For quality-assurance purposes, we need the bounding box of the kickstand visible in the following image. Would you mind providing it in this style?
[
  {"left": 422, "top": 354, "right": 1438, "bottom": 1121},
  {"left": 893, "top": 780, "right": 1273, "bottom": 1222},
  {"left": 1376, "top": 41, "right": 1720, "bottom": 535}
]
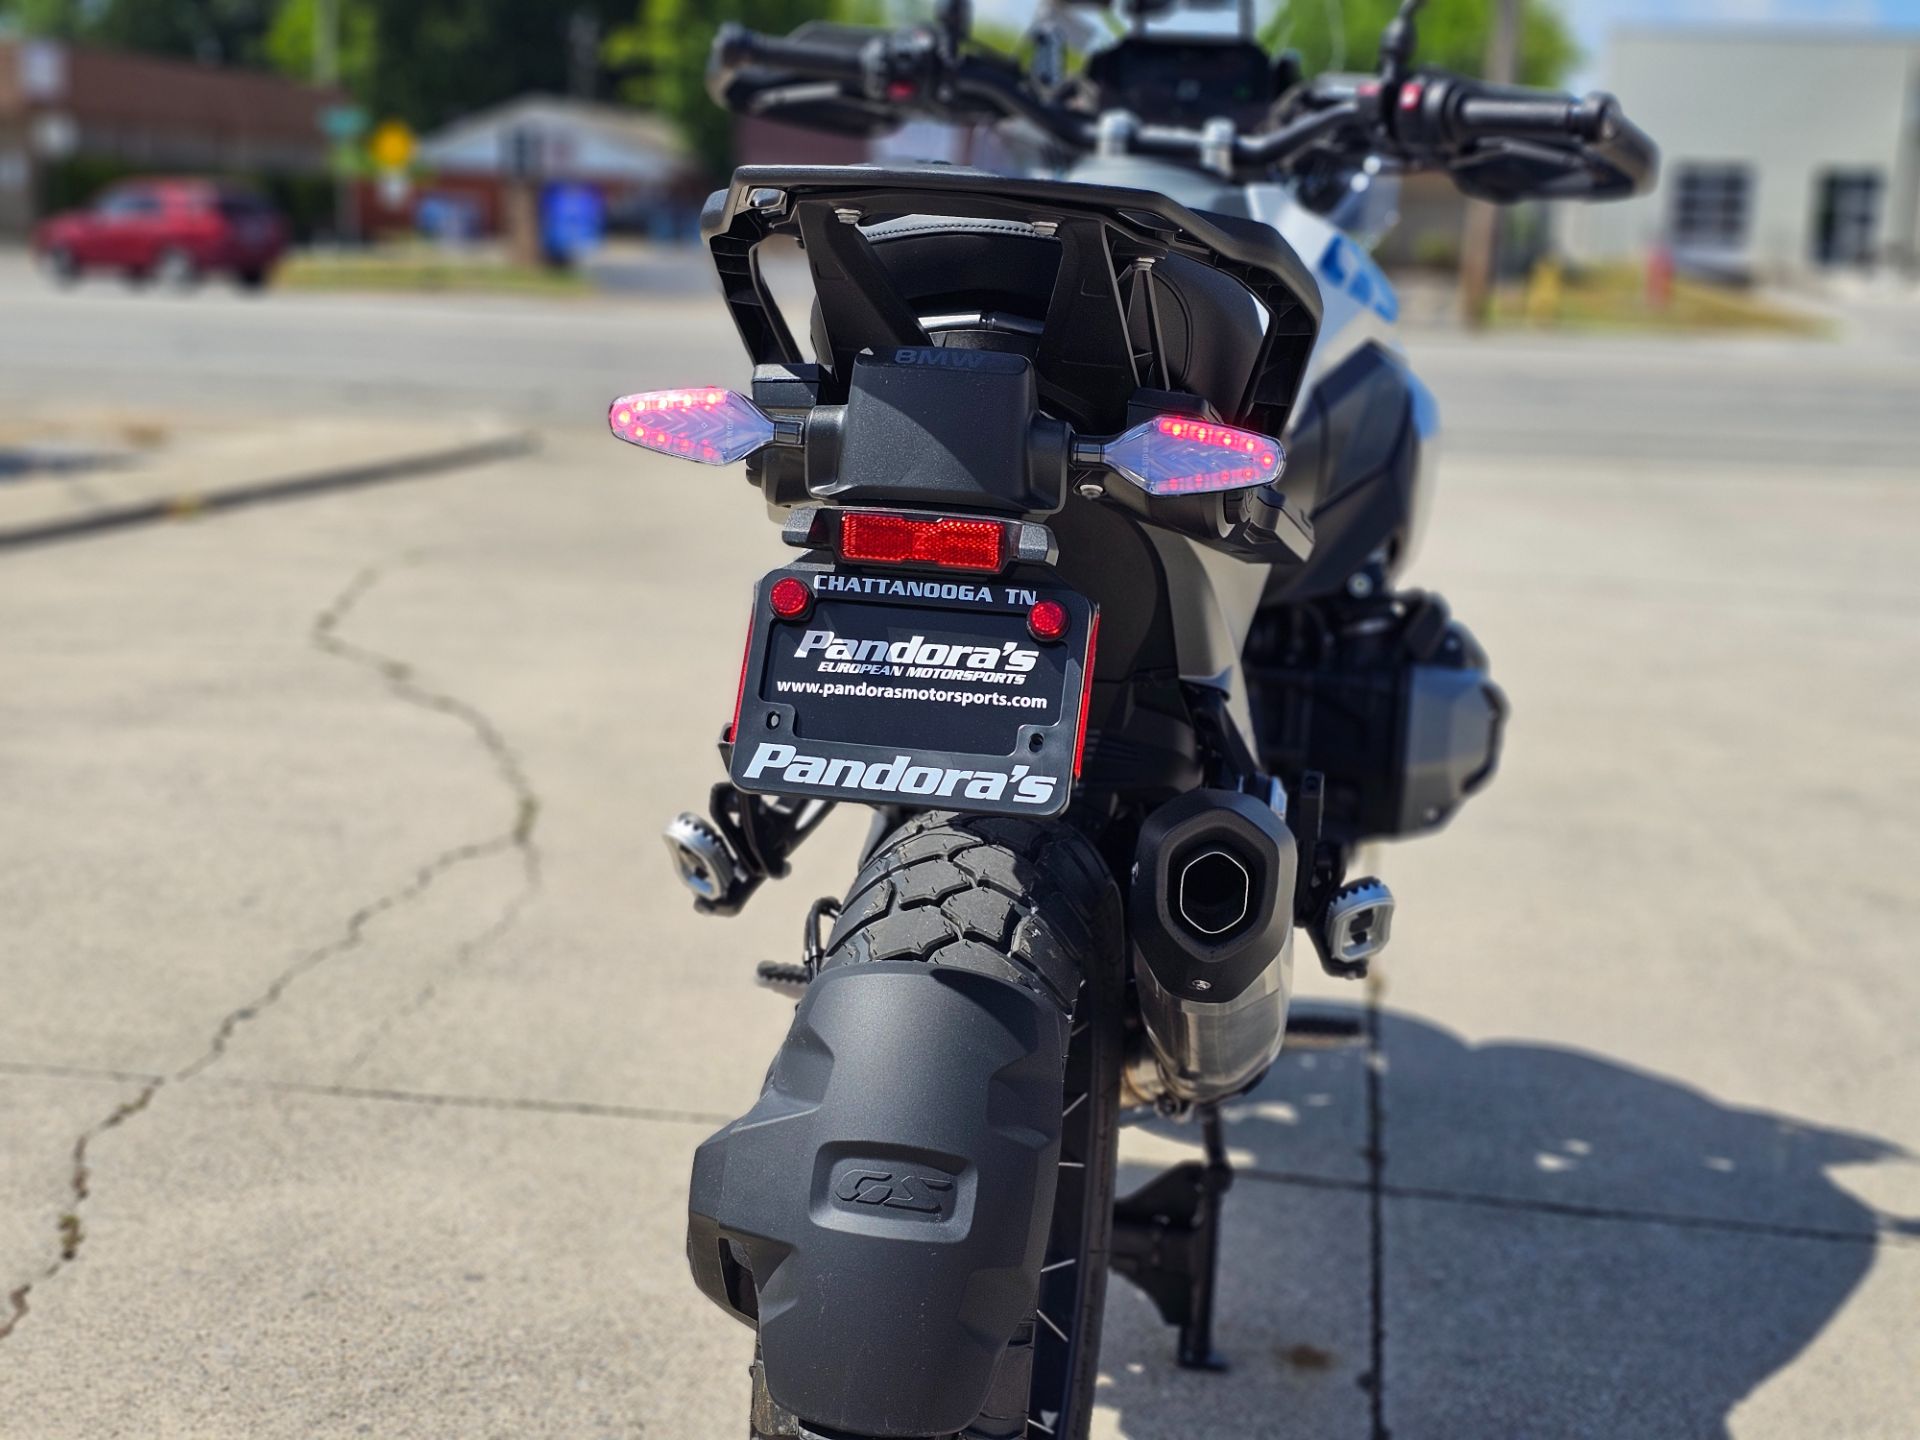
[{"left": 1109, "top": 1103, "right": 1234, "bottom": 1371}]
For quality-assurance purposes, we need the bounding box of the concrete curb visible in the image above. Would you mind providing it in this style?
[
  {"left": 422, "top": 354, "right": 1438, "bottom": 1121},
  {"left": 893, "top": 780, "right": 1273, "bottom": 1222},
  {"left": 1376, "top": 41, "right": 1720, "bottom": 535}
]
[{"left": 0, "top": 430, "right": 538, "bottom": 551}]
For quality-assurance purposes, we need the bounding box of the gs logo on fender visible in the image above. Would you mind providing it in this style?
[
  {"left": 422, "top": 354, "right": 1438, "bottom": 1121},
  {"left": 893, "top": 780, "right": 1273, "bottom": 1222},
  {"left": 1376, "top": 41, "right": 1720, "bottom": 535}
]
[{"left": 831, "top": 1166, "right": 956, "bottom": 1219}]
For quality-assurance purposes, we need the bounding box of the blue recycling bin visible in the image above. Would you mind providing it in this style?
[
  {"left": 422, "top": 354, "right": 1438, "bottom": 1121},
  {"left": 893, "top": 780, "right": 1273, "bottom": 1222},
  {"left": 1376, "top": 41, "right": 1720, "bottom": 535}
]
[{"left": 539, "top": 182, "right": 605, "bottom": 268}]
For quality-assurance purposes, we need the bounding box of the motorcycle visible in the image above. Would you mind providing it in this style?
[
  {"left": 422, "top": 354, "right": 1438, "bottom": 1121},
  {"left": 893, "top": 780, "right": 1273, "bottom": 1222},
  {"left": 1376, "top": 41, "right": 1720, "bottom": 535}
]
[{"left": 612, "top": 2, "right": 1656, "bottom": 1435}]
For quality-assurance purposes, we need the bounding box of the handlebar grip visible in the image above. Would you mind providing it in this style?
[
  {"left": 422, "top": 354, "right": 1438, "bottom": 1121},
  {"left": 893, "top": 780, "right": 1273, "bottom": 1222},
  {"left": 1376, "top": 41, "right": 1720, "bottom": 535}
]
[
  {"left": 1453, "top": 92, "right": 1580, "bottom": 141},
  {"left": 1448, "top": 84, "right": 1658, "bottom": 195},
  {"left": 712, "top": 22, "right": 870, "bottom": 84}
]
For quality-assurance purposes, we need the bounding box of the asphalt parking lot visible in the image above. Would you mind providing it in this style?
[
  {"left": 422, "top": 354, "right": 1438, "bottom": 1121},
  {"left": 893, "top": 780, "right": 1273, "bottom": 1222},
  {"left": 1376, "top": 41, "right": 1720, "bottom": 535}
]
[{"left": 2, "top": 255, "right": 1917, "bottom": 1438}]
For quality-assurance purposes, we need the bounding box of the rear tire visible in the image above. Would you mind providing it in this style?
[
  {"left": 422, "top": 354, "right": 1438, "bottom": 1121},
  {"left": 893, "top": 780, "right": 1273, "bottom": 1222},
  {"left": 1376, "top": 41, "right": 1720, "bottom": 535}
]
[{"left": 752, "top": 812, "right": 1123, "bottom": 1440}]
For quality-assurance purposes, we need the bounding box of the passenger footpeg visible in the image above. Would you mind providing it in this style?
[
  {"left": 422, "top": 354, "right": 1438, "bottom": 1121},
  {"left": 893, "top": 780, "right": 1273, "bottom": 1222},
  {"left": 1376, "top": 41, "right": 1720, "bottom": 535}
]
[
  {"left": 753, "top": 961, "right": 812, "bottom": 997},
  {"left": 1310, "top": 877, "right": 1395, "bottom": 980},
  {"left": 662, "top": 780, "right": 834, "bottom": 917},
  {"left": 754, "top": 899, "right": 841, "bottom": 998},
  {"left": 664, "top": 813, "right": 747, "bottom": 911}
]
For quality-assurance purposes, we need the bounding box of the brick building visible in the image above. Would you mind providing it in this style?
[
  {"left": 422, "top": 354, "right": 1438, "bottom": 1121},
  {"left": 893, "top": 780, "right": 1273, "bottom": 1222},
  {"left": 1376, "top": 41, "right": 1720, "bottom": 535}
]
[{"left": 0, "top": 38, "right": 340, "bottom": 237}]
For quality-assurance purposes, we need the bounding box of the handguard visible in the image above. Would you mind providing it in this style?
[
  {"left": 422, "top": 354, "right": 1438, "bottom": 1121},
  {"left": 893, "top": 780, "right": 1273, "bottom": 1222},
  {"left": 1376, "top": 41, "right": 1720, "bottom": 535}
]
[{"left": 688, "top": 960, "right": 1068, "bottom": 1438}]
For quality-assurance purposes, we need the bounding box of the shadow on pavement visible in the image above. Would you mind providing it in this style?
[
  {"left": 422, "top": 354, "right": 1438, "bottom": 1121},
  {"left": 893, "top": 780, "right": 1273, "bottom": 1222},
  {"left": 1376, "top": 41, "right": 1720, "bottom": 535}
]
[{"left": 1095, "top": 1006, "right": 1913, "bottom": 1440}]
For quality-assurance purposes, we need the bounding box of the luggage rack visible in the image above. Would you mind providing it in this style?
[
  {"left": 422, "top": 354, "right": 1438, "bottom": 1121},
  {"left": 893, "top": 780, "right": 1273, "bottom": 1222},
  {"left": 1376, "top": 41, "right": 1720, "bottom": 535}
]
[{"left": 700, "top": 162, "right": 1322, "bottom": 440}]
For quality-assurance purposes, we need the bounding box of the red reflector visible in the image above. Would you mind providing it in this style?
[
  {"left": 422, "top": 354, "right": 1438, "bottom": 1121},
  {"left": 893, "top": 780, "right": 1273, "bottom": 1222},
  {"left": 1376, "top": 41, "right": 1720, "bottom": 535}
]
[
  {"left": 836, "top": 513, "right": 1005, "bottom": 573},
  {"left": 1073, "top": 608, "right": 1100, "bottom": 779},
  {"left": 1027, "top": 598, "right": 1070, "bottom": 642},
  {"left": 769, "top": 576, "right": 812, "bottom": 619}
]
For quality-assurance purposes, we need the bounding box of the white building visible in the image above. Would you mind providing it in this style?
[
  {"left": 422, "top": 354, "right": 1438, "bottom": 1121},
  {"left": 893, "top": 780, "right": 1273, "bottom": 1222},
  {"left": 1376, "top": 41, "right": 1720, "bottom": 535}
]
[
  {"left": 417, "top": 94, "right": 691, "bottom": 189},
  {"left": 1563, "top": 27, "right": 1920, "bottom": 280}
]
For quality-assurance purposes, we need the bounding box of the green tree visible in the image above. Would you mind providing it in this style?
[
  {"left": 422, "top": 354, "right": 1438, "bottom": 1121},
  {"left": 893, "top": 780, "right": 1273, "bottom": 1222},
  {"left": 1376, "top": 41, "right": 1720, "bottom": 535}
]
[
  {"left": 2, "top": 0, "right": 636, "bottom": 130},
  {"left": 1262, "top": 0, "right": 1578, "bottom": 90},
  {"left": 350, "top": 0, "right": 631, "bottom": 130},
  {"left": 0, "top": 0, "right": 79, "bottom": 38},
  {"left": 1, "top": 0, "right": 283, "bottom": 62},
  {"left": 606, "top": 0, "right": 880, "bottom": 178},
  {"left": 264, "top": 0, "right": 379, "bottom": 95}
]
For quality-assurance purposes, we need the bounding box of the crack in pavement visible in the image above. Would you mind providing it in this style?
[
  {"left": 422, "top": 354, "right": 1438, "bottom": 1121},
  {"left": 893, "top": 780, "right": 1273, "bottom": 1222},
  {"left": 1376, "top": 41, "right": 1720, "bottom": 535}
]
[
  {"left": 330, "top": 864, "right": 535, "bottom": 1081},
  {"left": 1361, "top": 973, "right": 1389, "bottom": 1440},
  {"left": 0, "top": 1061, "right": 166, "bottom": 1086},
  {"left": 0, "top": 1063, "right": 733, "bottom": 1129},
  {"left": 0, "top": 554, "right": 544, "bottom": 1344},
  {"left": 312, "top": 557, "right": 544, "bottom": 1082},
  {"left": 215, "top": 1078, "right": 731, "bottom": 1128},
  {"left": 0, "top": 1080, "right": 157, "bottom": 1341},
  {"left": 1237, "top": 1165, "right": 1920, "bottom": 1250}
]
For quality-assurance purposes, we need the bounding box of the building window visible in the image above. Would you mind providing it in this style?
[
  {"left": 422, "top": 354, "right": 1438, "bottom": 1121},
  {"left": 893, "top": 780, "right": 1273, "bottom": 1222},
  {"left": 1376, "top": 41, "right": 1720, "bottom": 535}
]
[
  {"left": 1814, "top": 170, "right": 1882, "bottom": 267},
  {"left": 1670, "top": 164, "right": 1752, "bottom": 253}
]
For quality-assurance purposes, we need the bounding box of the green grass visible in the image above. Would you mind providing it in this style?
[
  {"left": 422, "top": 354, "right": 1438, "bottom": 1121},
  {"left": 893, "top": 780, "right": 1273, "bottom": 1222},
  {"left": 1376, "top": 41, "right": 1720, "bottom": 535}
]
[
  {"left": 277, "top": 248, "right": 591, "bottom": 298},
  {"left": 1492, "top": 264, "right": 1828, "bottom": 336}
]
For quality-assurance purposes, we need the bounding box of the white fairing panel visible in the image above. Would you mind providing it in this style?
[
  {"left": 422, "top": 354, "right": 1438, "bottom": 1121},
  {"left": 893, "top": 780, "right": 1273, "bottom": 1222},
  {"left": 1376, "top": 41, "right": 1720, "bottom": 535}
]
[
  {"left": 1237, "top": 185, "right": 1406, "bottom": 417},
  {"left": 1403, "top": 368, "right": 1442, "bottom": 578}
]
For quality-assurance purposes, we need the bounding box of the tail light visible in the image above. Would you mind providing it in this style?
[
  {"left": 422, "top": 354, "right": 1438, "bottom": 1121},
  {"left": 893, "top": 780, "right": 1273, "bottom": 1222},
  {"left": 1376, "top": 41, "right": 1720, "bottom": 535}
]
[
  {"left": 608, "top": 388, "right": 775, "bottom": 465},
  {"left": 836, "top": 512, "right": 1007, "bottom": 573},
  {"left": 1080, "top": 416, "right": 1284, "bottom": 496}
]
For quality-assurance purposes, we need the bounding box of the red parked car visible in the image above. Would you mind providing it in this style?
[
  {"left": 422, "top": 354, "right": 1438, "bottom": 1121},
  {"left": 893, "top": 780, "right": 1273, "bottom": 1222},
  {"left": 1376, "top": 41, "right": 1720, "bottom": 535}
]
[{"left": 33, "top": 179, "right": 290, "bottom": 290}]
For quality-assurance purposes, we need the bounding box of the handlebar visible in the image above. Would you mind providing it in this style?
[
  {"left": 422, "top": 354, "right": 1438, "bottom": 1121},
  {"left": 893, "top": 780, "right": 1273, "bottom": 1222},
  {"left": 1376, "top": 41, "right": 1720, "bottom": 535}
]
[
  {"left": 1573, "top": 97, "right": 1660, "bottom": 195},
  {"left": 713, "top": 24, "right": 874, "bottom": 87},
  {"left": 1426, "top": 82, "right": 1656, "bottom": 192},
  {"left": 710, "top": 23, "right": 1658, "bottom": 197},
  {"left": 713, "top": 22, "right": 1361, "bottom": 174}
]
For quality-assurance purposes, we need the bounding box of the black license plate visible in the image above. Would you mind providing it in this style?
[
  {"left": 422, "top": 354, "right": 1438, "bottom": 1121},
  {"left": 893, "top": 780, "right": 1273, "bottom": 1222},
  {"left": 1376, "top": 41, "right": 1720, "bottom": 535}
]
[{"left": 728, "top": 567, "right": 1096, "bottom": 818}]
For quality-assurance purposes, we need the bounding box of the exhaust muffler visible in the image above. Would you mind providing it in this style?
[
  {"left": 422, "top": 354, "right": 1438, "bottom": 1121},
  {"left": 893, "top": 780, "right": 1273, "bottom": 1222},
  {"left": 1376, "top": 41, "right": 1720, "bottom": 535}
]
[{"left": 1130, "top": 789, "right": 1298, "bottom": 1107}]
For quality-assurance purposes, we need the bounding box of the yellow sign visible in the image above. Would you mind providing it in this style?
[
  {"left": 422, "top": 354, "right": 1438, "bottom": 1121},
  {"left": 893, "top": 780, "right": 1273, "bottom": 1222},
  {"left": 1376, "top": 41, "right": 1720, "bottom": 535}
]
[{"left": 369, "top": 120, "right": 415, "bottom": 173}]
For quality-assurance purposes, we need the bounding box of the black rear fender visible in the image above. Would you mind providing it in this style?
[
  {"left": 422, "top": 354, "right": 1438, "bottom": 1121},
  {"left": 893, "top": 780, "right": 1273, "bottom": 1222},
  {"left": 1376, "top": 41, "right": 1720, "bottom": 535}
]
[{"left": 688, "top": 959, "right": 1067, "bottom": 1438}]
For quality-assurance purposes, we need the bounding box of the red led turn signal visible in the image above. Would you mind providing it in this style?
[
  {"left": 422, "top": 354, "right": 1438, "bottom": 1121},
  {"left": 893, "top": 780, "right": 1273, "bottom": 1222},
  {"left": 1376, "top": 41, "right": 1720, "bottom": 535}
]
[
  {"left": 607, "top": 388, "right": 777, "bottom": 465},
  {"left": 769, "top": 576, "right": 812, "bottom": 620},
  {"left": 1090, "top": 415, "right": 1285, "bottom": 497},
  {"left": 1027, "top": 598, "right": 1070, "bottom": 642}
]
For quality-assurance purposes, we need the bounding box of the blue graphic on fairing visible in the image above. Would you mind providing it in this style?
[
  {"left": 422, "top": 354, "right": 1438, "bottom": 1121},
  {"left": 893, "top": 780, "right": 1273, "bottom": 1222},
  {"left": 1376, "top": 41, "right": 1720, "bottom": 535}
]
[{"left": 1317, "top": 234, "right": 1400, "bottom": 323}]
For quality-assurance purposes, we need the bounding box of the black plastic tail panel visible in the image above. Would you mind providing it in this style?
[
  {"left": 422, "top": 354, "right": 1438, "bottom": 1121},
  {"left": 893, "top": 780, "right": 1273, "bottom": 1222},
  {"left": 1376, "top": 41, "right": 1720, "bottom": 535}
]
[
  {"left": 688, "top": 961, "right": 1067, "bottom": 1438},
  {"left": 1261, "top": 342, "right": 1420, "bottom": 605}
]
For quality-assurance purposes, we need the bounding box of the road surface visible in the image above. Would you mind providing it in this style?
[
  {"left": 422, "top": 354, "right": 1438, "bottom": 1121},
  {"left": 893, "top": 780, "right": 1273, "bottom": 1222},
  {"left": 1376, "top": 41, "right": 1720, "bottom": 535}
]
[{"left": 2, "top": 255, "right": 1917, "bottom": 1438}]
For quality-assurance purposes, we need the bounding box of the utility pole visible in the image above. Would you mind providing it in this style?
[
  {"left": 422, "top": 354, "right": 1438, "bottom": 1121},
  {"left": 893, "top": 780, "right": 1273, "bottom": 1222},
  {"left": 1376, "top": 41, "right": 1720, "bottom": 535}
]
[
  {"left": 314, "top": 0, "right": 339, "bottom": 87},
  {"left": 313, "top": 0, "right": 358, "bottom": 245},
  {"left": 1457, "top": 0, "right": 1521, "bottom": 327},
  {"left": 567, "top": 10, "right": 599, "bottom": 100}
]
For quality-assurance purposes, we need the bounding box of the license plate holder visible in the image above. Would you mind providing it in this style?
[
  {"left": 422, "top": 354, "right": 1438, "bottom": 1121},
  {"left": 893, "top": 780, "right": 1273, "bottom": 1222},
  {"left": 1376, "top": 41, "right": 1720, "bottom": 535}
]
[{"left": 728, "top": 566, "right": 1096, "bottom": 818}]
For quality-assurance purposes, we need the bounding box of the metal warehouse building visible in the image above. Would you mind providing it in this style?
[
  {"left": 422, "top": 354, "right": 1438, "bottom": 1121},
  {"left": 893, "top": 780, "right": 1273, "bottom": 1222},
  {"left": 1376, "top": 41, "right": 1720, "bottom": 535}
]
[{"left": 1563, "top": 27, "right": 1920, "bottom": 281}]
